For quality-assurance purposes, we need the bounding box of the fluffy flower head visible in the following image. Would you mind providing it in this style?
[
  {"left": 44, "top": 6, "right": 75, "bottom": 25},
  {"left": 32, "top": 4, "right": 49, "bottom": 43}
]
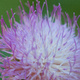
[{"left": 0, "top": 0, "right": 80, "bottom": 80}]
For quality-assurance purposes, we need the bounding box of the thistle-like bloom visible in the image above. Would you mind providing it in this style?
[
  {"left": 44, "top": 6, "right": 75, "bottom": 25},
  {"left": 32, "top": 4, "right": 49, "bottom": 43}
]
[{"left": 0, "top": 0, "right": 80, "bottom": 80}]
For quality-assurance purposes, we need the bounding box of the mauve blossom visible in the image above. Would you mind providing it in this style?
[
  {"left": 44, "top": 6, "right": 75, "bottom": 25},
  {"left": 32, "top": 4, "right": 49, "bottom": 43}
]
[{"left": 0, "top": 0, "right": 80, "bottom": 80}]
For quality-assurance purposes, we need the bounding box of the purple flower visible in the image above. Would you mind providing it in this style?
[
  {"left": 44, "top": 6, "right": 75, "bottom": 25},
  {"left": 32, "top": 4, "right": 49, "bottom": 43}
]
[{"left": 0, "top": 0, "right": 80, "bottom": 80}]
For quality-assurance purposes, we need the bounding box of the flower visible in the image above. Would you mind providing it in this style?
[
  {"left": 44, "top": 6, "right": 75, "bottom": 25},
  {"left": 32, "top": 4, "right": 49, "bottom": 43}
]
[{"left": 0, "top": 0, "right": 80, "bottom": 80}]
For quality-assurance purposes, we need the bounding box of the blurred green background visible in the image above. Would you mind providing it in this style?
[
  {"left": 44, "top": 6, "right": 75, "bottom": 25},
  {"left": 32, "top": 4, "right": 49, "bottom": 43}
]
[
  {"left": 0, "top": 0, "right": 80, "bottom": 80},
  {"left": 0, "top": 0, "right": 80, "bottom": 28}
]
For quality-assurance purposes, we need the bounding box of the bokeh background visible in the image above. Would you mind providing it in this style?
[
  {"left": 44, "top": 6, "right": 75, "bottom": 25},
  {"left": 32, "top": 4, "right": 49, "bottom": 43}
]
[
  {"left": 0, "top": 0, "right": 80, "bottom": 80},
  {"left": 0, "top": 0, "right": 80, "bottom": 28}
]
